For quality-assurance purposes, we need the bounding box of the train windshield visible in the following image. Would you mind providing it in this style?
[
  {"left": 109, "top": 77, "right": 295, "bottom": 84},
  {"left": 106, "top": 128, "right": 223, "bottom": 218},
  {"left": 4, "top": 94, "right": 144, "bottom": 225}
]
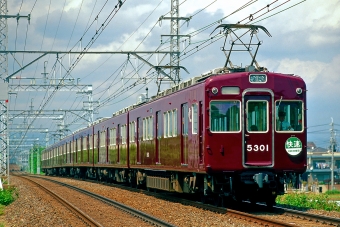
[
  {"left": 210, "top": 100, "right": 240, "bottom": 132},
  {"left": 275, "top": 101, "right": 303, "bottom": 132},
  {"left": 246, "top": 100, "right": 268, "bottom": 132}
]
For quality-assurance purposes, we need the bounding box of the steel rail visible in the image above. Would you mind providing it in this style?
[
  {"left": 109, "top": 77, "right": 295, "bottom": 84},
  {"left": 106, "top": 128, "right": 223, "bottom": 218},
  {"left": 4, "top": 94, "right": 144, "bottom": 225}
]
[
  {"left": 29, "top": 174, "right": 340, "bottom": 227},
  {"left": 30, "top": 175, "right": 176, "bottom": 227},
  {"left": 36, "top": 175, "right": 292, "bottom": 227},
  {"left": 19, "top": 175, "right": 103, "bottom": 227},
  {"left": 280, "top": 207, "right": 340, "bottom": 227}
]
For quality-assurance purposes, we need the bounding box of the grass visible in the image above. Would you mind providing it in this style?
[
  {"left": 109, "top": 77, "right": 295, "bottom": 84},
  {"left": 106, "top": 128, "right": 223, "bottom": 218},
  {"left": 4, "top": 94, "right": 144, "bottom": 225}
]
[
  {"left": 276, "top": 190, "right": 340, "bottom": 212},
  {"left": 325, "top": 190, "right": 340, "bottom": 201},
  {"left": 0, "top": 205, "right": 5, "bottom": 215}
]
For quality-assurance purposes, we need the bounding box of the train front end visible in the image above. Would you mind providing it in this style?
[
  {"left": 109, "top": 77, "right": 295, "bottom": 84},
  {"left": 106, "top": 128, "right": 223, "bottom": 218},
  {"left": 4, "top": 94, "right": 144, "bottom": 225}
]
[{"left": 203, "top": 71, "right": 307, "bottom": 205}]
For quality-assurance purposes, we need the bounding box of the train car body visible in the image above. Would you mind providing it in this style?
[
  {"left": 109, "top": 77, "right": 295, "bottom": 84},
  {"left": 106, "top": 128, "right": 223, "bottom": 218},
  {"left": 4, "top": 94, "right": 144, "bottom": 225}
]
[{"left": 42, "top": 69, "right": 307, "bottom": 206}]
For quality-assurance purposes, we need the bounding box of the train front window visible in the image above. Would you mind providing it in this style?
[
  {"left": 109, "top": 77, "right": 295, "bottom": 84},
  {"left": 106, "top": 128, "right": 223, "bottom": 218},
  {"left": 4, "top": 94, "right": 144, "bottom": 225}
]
[
  {"left": 275, "top": 101, "right": 303, "bottom": 132},
  {"left": 210, "top": 101, "right": 240, "bottom": 132},
  {"left": 246, "top": 101, "right": 268, "bottom": 132}
]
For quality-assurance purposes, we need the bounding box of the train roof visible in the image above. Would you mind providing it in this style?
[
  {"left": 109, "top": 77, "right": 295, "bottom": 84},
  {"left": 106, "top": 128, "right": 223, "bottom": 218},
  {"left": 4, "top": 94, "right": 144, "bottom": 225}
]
[
  {"left": 44, "top": 66, "right": 304, "bottom": 152},
  {"left": 112, "top": 67, "right": 230, "bottom": 117}
]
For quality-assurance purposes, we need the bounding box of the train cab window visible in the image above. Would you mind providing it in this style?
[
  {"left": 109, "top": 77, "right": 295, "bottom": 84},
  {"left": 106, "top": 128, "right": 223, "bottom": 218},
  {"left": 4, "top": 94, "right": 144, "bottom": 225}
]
[
  {"left": 275, "top": 101, "right": 303, "bottom": 132},
  {"left": 246, "top": 101, "right": 268, "bottom": 132},
  {"left": 210, "top": 101, "right": 240, "bottom": 132}
]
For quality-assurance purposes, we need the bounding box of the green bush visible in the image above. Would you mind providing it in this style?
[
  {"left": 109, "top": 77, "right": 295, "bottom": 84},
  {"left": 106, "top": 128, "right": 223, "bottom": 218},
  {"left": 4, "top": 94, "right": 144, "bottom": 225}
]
[
  {"left": 276, "top": 192, "right": 340, "bottom": 212},
  {"left": 0, "top": 189, "right": 15, "bottom": 206}
]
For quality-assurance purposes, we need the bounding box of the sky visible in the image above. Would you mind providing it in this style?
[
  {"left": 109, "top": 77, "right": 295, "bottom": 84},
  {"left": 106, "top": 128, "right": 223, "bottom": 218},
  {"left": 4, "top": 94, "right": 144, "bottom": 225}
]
[{"left": 4, "top": 0, "right": 340, "bottom": 156}]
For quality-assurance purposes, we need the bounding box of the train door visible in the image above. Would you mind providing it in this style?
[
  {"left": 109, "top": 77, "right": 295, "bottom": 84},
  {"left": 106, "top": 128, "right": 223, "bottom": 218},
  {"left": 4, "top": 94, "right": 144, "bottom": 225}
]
[
  {"left": 117, "top": 124, "right": 120, "bottom": 163},
  {"left": 243, "top": 91, "right": 273, "bottom": 167},
  {"left": 75, "top": 139, "right": 78, "bottom": 163},
  {"left": 87, "top": 135, "right": 90, "bottom": 163},
  {"left": 181, "top": 103, "right": 188, "bottom": 165},
  {"left": 156, "top": 111, "right": 161, "bottom": 163},
  {"left": 137, "top": 118, "right": 141, "bottom": 164},
  {"left": 106, "top": 127, "right": 109, "bottom": 163},
  {"left": 199, "top": 101, "right": 204, "bottom": 164},
  {"left": 97, "top": 131, "right": 100, "bottom": 163},
  {"left": 81, "top": 137, "right": 83, "bottom": 163}
]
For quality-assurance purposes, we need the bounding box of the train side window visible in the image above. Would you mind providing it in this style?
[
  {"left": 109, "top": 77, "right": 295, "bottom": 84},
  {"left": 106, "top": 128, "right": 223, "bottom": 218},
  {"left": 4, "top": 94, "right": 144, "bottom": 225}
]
[
  {"left": 148, "top": 116, "right": 153, "bottom": 140},
  {"left": 129, "top": 121, "right": 135, "bottom": 142},
  {"left": 110, "top": 128, "right": 116, "bottom": 145},
  {"left": 89, "top": 135, "right": 93, "bottom": 149},
  {"left": 247, "top": 101, "right": 268, "bottom": 132},
  {"left": 142, "top": 117, "right": 153, "bottom": 140},
  {"left": 77, "top": 138, "right": 81, "bottom": 151},
  {"left": 163, "top": 110, "right": 177, "bottom": 137},
  {"left": 94, "top": 134, "right": 98, "bottom": 148},
  {"left": 100, "top": 131, "right": 106, "bottom": 147},
  {"left": 121, "top": 124, "right": 127, "bottom": 144},
  {"left": 173, "top": 109, "right": 177, "bottom": 137},
  {"left": 163, "top": 112, "right": 168, "bottom": 138},
  {"left": 143, "top": 118, "right": 146, "bottom": 140},
  {"left": 157, "top": 111, "right": 162, "bottom": 138},
  {"left": 82, "top": 136, "right": 86, "bottom": 151},
  {"left": 275, "top": 101, "right": 303, "bottom": 132},
  {"left": 182, "top": 103, "right": 188, "bottom": 135},
  {"left": 192, "top": 103, "right": 198, "bottom": 134},
  {"left": 169, "top": 111, "right": 173, "bottom": 136},
  {"left": 210, "top": 101, "right": 240, "bottom": 132}
]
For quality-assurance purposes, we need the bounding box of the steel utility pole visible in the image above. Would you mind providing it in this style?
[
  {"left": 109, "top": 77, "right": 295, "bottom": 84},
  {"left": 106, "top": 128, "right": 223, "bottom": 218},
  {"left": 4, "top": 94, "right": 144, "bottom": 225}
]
[
  {"left": 159, "top": 0, "right": 190, "bottom": 86},
  {"left": 0, "top": 0, "right": 30, "bottom": 185},
  {"left": 330, "top": 118, "right": 337, "bottom": 190}
]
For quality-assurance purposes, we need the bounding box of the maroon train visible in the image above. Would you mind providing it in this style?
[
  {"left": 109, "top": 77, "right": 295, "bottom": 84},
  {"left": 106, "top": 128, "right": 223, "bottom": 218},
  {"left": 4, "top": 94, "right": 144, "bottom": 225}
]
[{"left": 42, "top": 68, "right": 307, "bottom": 206}]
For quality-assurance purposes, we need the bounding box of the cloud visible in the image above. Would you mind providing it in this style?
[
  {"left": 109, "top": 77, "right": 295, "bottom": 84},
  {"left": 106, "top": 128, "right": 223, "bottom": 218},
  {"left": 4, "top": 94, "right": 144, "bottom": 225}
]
[
  {"left": 261, "top": 58, "right": 327, "bottom": 84},
  {"left": 309, "top": 55, "right": 340, "bottom": 90},
  {"left": 65, "top": 0, "right": 84, "bottom": 12},
  {"left": 266, "top": 0, "right": 340, "bottom": 48}
]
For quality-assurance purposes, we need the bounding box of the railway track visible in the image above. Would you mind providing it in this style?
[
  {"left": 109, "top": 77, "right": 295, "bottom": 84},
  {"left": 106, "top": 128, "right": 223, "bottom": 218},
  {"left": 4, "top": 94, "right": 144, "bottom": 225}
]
[
  {"left": 50, "top": 174, "right": 340, "bottom": 227},
  {"left": 15, "top": 173, "right": 340, "bottom": 226},
  {"left": 15, "top": 173, "right": 175, "bottom": 227},
  {"left": 18, "top": 175, "right": 103, "bottom": 227},
  {"left": 24, "top": 174, "right": 315, "bottom": 226},
  {"left": 274, "top": 206, "right": 340, "bottom": 227}
]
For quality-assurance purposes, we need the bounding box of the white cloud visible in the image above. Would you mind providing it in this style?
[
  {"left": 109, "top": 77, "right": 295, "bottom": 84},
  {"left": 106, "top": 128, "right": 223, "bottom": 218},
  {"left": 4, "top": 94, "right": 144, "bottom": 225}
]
[
  {"left": 65, "top": 0, "right": 84, "bottom": 12},
  {"left": 266, "top": 0, "right": 340, "bottom": 47},
  {"left": 261, "top": 54, "right": 340, "bottom": 89},
  {"left": 273, "top": 58, "right": 327, "bottom": 84}
]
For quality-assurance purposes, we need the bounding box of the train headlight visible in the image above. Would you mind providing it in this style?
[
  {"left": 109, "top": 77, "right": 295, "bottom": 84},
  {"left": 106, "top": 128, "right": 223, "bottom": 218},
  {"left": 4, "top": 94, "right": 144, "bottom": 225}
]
[
  {"left": 212, "top": 87, "right": 218, "bottom": 94},
  {"left": 296, "top": 88, "right": 303, "bottom": 95}
]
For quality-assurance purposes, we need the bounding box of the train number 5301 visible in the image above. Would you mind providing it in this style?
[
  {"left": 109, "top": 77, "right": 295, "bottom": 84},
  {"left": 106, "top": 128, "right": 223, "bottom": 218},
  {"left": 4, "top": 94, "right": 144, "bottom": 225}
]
[{"left": 247, "top": 144, "right": 269, "bottom": 152}]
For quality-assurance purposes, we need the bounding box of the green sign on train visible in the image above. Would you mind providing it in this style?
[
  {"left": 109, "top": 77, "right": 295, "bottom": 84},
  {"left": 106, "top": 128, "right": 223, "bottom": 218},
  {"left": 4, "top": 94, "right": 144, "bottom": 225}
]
[{"left": 285, "top": 137, "right": 303, "bottom": 156}]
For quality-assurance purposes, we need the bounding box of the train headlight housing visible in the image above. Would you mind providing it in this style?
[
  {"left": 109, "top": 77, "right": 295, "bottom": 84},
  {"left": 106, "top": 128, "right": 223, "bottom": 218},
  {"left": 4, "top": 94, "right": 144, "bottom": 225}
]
[
  {"left": 211, "top": 87, "right": 218, "bottom": 95},
  {"left": 296, "top": 88, "right": 303, "bottom": 95}
]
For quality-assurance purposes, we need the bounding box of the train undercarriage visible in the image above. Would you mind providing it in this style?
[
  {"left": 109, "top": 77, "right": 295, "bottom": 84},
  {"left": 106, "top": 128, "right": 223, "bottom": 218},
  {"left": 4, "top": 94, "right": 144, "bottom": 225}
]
[{"left": 43, "top": 167, "right": 301, "bottom": 207}]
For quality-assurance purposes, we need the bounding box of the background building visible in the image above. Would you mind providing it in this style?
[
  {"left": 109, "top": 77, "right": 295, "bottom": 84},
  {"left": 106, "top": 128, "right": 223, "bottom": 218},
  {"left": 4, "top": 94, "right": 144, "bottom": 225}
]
[{"left": 302, "top": 142, "right": 340, "bottom": 191}]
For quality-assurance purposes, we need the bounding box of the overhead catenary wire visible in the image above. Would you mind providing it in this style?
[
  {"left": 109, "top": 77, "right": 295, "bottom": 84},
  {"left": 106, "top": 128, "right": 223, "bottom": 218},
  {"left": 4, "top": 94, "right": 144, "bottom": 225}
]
[
  {"left": 80, "top": 0, "right": 299, "bottom": 118},
  {"left": 11, "top": 0, "right": 128, "bottom": 153},
  {"left": 7, "top": 1, "right": 310, "bottom": 153}
]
